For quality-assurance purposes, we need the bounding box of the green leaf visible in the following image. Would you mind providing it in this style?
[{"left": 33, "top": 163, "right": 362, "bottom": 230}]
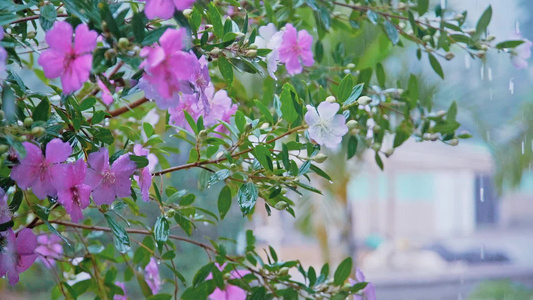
[
  {"left": 104, "top": 213, "right": 130, "bottom": 253},
  {"left": 208, "top": 3, "right": 224, "bottom": 39},
  {"left": 39, "top": 4, "right": 57, "bottom": 31},
  {"left": 193, "top": 262, "right": 214, "bottom": 286},
  {"left": 238, "top": 182, "right": 258, "bottom": 215},
  {"left": 376, "top": 63, "right": 386, "bottom": 87},
  {"left": 142, "top": 26, "right": 172, "bottom": 46},
  {"left": 174, "top": 213, "right": 194, "bottom": 236},
  {"left": 394, "top": 122, "right": 413, "bottom": 148},
  {"left": 315, "top": 40, "right": 324, "bottom": 63},
  {"left": 447, "top": 101, "right": 457, "bottom": 121},
  {"left": 428, "top": 53, "right": 444, "bottom": 79},
  {"left": 147, "top": 294, "right": 172, "bottom": 300},
  {"left": 347, "top": 136, "right": 358, "bottom": 159},
  {"left": 153, "top": 216, "right": 169, "bottom": 248},
  {"left": 254, "top": 100, "right": 273, "bottom": 123},
  {"left": 208, "top": 169, "right": 231, "bottom": 186},
  {"left": 254, "top": 145, "right": 273, "bottom": 171},
  {"left": 333, "top": 257, "right": 352, "bottom": 286},
  {"left": 375, "top": 152, "right": 384, "bottom": 170},
  {"left": 474, "top": 5, "right": 492, "bottom": 40},
  {"left": 218, "top": 56, "right": 234, "bottom": 86},
  {"left": 129, "top": 155, "right": 149, "bottom": 168},
  {"left": 383, "top": 20, "right": 400, "bottom": 45},
  {"left": 131, "top": 13, "right": 145, "bottom": 43},
  {"left": 33, "top": 98, "right": 51, "bottom": 122},
  {"left": 218, "top": 185, "right": 232, "bottom": 220},
  {"left": 337, "top": 74, "right": 354, "bottom": 102},
  {"left": 8, "top": 188, "right": 23, "bottom": 213},
  {"left": 417, "top": 0, "right": 429, "bottom": 15},
  {"left": 280, "top": 84, "right": 299, "bottom": 124},
  {"left": 496, "top": 40, "right": 525, "bottom": 49},
  {"left": 79, "top": 97, "right": 97, "bottom": 111},
  {"left": 344, "top": 83, "right": 365, "bottom": 106}
]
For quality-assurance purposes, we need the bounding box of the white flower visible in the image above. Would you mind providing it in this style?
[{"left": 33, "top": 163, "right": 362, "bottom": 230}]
[
  {"left": 255, "top": 23, "right": 284, "bottom": 80},
  {"left": 305, "top": 102, "right": 349, "bottom": 148}
]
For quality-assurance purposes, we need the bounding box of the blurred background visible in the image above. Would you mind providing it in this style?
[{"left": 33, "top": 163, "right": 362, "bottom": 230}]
[{"left": 5, "top": 0, "right": 533, "bottom": 299}]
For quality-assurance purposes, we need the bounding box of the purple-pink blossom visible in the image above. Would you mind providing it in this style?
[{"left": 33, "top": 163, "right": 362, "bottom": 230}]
[
  {"left": 10, "top": 138, "right": 71, "bottom": 199},
  {"left": 208, "top": 264, "right": 250, "bottom": 300},
  {"left": 85, "top": 148, "right": 137, "bottom": 205},
  {"left": 278, "top": 24, "right": 314, "bottom": 75},
  {"left": 38, "top": 21, "right": 97, "bottom": 94},
  {"left": 511, "top": 35, "right": 532, "bottom": 69},
  {"left": 0, "top": 187, "right": 10, "bottom": 224},
  {"left": 349, "top": 268, "right": 376, "bottom": 300},
  {"left": 139, "top": 28, "right": 197, "bottom": 108},
  {"left": 0, "top": 29, "right": 7, "bottom": 75},
  {"left": 55, "top": 159, "right": 92, "bottom": 223},
  {"left": 143, "top": 0, "right": 196, "bottom": 20},
  {"left": 169, "top": 84, "right": 236, "bottom": 133},
  {"left": 145, "top": 257, "right": 161, "bottom": 294},
  {"left": 35, "top": 234, "right": 63, "bottom": 268},
  {"left": 98, "top": 79, "right": 115, "bottom": 105},
  {"left": 114, "top": 281, "right": 128, "bottom": 300},
  {"left": 305, "top": 102, "right": 348, "bottom": 148},
  {"left": 255, "top": 23, "right": 284, "bottom": 79},
  {"left": 133, "top": 144, "right": 153, "bottom": 202},
  {"left": 0, "top": 228, "right": 38, "bottom": 285}
]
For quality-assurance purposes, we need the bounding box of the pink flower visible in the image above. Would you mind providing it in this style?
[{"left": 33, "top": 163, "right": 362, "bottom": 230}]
[
  {"left": 98, "top": 79, "right": 115, "bottom": 105},
  {"left": 143, "top": 0, "right": 196, "bottom": 20},
  {"left": 0, "top": 187, "right": 10, "bottom": 224},
  {"left": 55, "top": 160, "right": 92, "bottom": 223},
  {"left": 187, "top": 56, "right": 211, "bottom": 113},
  {"left": 85, "top": 148, "right": 137, "bottom": 205},
  {"left": 114, "top": 281, "right": 128, "bottom": 300},
  {"left": 133, "top": 145, "right": 153, "bottom": 202},
  {"left": 0, "top": 29, "right": 7, "bottom": 75},
  {"left": 511, "top": 35, "right": 532, "bottom": 69},
  {"left": 169, "top": 84, "right": 236, "bottom": 133},
  {"left": 278, "top": 24, "right": 314, "bottom": 75},
  {"left": 208, "top": 264, "right": 250, "bottom": 300},
  {"left": 145, "top": 257, "right": 161, "bottom": 294},
  {"left": 0, "top": 228, "right": 38, "bottom": 285},
  {"left": 38, "top": 21, "right": 97, "bottom": 94},
  {"left": 349, "top": 269, "right": 376, "bottom": 300},
  {"left": 10, "top": 138, "right": 71, "bottom": 199},
  {"left": 35, "top": 234, "right": 63, "bottom": 268},
  {"left": 139, "top": 28, "right": 197, "bottom": 108},
  {"left": 305, "top": 102, "right": 348, "bottom": 148}
]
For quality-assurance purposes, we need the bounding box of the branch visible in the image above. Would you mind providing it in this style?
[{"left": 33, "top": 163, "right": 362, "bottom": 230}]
[
  {"left": 87, "top": 97, "right": 150, "bottom": 123},
  {"left": 47, "top": 220, "right": 216, "bottom": 252},
  {"left": 11, "top": 13, "right": 69, "bottom": 24},
  {"left": 152, "top": 125, "right": 308, "bottom": 176}
]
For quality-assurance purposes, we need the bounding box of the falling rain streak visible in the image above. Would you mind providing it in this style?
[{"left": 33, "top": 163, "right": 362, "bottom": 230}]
[{"left": 509, "top": 78, "right": 515, "bottom": 94}]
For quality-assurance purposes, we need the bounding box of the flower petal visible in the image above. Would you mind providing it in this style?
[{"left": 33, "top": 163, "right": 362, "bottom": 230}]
[
  {"left": 74, "top": 24, "right": 97, "bottom": 54},
  {"left": 45, "top": 21, "right": 73, "bottom": 52},
  {"left": 37, "top": 49, "right": 65, "bottom": 79},
  {"left": 45, "top": 138, "right": 72, "bottom": 164}
]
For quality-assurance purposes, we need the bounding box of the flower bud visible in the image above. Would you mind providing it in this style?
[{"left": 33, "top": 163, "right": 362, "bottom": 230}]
[
  {"left": 0, "top": 110, "right": 4, "bottom": 120},
  {"left": 101, "top": 21, "right": 109, "bottom": 32},
  {"left": 275, "top": 201, "right": 289, "bottom": 210},
  {"left": 454, "top": 13, "right": 464, "bottom": 21},
  {"left": 466, "top": 28, "right": 476, "bottom": 35},
  {"left": 356, "top": 96, "right": 372, "bottom": 106},
  {"left": 476, "top": 50, "right": 486, "bottom": 59},
  {"left": 346, "top": 120, "right": 358, "bottom": 130},
  {"left": 487, "top": 35, "right": 496, "bottom": 42},
  {"left": 371, "top": 143, "right": 381, "bottom": 151},
  {"left": 448, "top": 139, "right": 459, "bottom": 146},
  {"left": 280, "top": 188, "right": 288, "bottom": 194},
  {"left": 325, "top": 96, "right": 336, "bottom": 103},
  {"left": 235, "top": 32, "right": 245, "bottom": 40},
  {"left": 384, "top": 148, "right": 394, "bottom": 157},
  {"left": 18, "top": 135, "right": 27, "bottom": 142},
  {"left": 104, "top": 49, "right": 116, "bottom": 61},
  {"left": 373, "top": 125, "right": 381, "bottom": 133},
  {"left": 165, "top": 209, "right": 176, "bottom": 218},
  {"left": 436, "top": 110, "right": 446, "bottom": 118},
  {"left": 445, "top": 52, "right": 455, "bottom": 60},
  {"left": 0, "top": 145, "right": 9, "bottom": 155},
  {"left": 249, "top": 43, "right": 258, "bottom": 50},
  {"left": 346, "top": 63, "right": 356, "bottom": 69},
  {"left": 182, "top": 9, "right": 193, "bottom": 18},
  {"left": 342, "top": 283, "right": 352, "bottom": 291},
  {"left": 230, "top": 163, "right": 238, "bottom": 171},
  {"left": 260, "top": 122, "right": 270, "bottom": 130},
  {"left": 23, "top": 117, "right": 33, "bottom": 127},
  {"left": 245, "top": 49, "right": 257, "bottom": 58},
  {"left": 118, "top": 37, "right": 130, "bottom": 49},
  {"left": 27, "top": 31, "right": 37, "bottom": 39},
  {"left": 312, "top": 153, "right": 328, "bottom": 163},
  {"left": 31, "top": 126, "right": 45, "bottom": 137},
  {"left": 422, "top": 35, "right": 432, "bottom": 42},
  {"left": 279, "top": 267, "right": 290, "bottom": 276},
  {"left": 198, "top": 129, "right": 208, "bottom": 141},
  {"left": 223, "top": 273, "right": 232, "bottom": 280},
  {"left": 208, "top": 48, "right": 221, "bottom": 58},
  {"left": 480, "top": 44, "right": 489, "bottom": 51}
]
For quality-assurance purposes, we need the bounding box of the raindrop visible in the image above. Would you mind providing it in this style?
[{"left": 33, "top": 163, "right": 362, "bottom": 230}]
[
  {"left": 488, "top": 67, "right": 492, "bottom": 81},
  {"left": 509, "top": 78, "right": 515, "bottom": 94},
  {"left": 489, "top": 88, "right": 493, "bottom": 101},
  {"left": 329, "top": 181, "right": 334, "bottom": 184},
  {"left": 480, "top": 187, "right": 484, "bottom": 202},
  {"left": 203, "top": 221, "right": 209, "bottom": 226},
  {"left": 464, "top": 55, "right": 471, "bottom": 69},
  {"left": 157, "top": 259, "right": 161, "bottom": 265},
  {"left": 486, "top": 131, "right": 491, "bottom": 142},
  {"left": 440, "top": 0, "right": 447, "bottom": 9},
  {"left": 480, "top": 245, "right": 485, "bottom": 259},
  {"left": 480, "top": 64, "right": 484, "bottom": 80},
  {"left": 522, "top": 141, "right": 525, "bottom": 154},
  {"left": 515, "top": 21, "right": 520, "bottom": 34}
]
